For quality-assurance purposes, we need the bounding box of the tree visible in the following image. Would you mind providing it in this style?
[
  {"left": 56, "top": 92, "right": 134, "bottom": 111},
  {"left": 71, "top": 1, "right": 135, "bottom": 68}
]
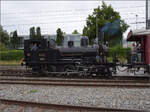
[
  {"left": 36, "top": 27, "right": 41, "bottom": 39},
  {"left": 29, "top": 27, "right": 36, "bottom": 39},
  {"left": 0, "top": 25, "right": 9, "bottom": 46},
  {"left": 83, "top": 1, "right": 129, "bottom": 46},
  {"left": 10, "top": 30, "right": 19, "bottom": 49},
  {"left": 56, "top": 28, "right": 64, "bottom": 46},
  {"left": 72, "top": 30, "right": 80, "bottom": 34}
]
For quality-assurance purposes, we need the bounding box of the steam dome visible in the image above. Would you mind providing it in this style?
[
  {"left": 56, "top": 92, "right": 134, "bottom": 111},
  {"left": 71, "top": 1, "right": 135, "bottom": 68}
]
[{"left": 80, "top": 36, "right": 89, "bottom": 47}]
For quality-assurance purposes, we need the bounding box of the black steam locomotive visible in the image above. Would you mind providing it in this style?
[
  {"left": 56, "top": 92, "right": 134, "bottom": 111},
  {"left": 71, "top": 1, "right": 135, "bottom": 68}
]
[{"left": 23, "top": 36, "right": 117, "bottom": 77}]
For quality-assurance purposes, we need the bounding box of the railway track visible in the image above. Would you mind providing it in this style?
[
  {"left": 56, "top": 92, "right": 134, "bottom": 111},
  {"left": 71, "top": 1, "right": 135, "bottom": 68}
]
[
  {"left": 0, "top": 99, "right": 146, "bottom": 112},
  {"left": 0, "top": 69, "right": 32, "bottom": 77},
  {"left": 0, "top": 69, "right": 150, "bottom": 88},
  {"left": 0, "top": 69, "right": 150, "bottom": 79},
  {"left": 0, "top": 76, "right": 149, "bottom": 88}
]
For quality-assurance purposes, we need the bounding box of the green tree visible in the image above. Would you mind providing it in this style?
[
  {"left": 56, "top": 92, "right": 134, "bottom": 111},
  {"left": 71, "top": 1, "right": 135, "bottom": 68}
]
[
  {"left": 10, "top": 30, "right": 19, "bottom": 49},
  {"left": 56, "top": 28, "right": 64, "bottom": 46},
  {"left": 29, "top": 27, "right": 36, "bottom": 39},
  {"left": 83, "top": 1, "right": 129, "bottom": 46},
  {"left": 72, "top": 30, "right": 80, "bottom": 34},
  {"left": 36, "top": 27, "right": 41, "bottom": 39},
  {"left": 0, "top": 25, "right": 9, "bottom": 46}
]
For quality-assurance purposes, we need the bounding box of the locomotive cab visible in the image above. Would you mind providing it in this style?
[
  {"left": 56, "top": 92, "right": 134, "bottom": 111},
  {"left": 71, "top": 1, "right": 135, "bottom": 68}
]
[{"left": 24, "top": 38, "right": 61, "bottom": 72}]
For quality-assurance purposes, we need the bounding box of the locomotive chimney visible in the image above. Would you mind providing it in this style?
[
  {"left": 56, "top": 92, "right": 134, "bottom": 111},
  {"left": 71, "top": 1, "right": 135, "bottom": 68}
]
[
  {"left": 80, "top": 36, "right": 89, "bottom": 47},
  {"left": 68, "top": 40, "right": 74, "bottom": 48}
]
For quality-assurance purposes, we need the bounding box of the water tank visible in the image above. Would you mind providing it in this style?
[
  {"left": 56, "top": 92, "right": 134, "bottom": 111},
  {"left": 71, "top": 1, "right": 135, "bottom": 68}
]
[{"left": 80, "top": 36, "right": 89, "bottom": 47}]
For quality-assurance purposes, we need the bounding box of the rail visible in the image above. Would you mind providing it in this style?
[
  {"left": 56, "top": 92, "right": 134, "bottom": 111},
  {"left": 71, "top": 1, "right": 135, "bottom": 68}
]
[{"left": 0, "top": 99, "right": 146, "bottom": 112}]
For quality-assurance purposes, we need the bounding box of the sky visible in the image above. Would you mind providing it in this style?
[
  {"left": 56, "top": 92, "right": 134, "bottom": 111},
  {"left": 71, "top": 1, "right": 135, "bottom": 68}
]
[{"left": 1, "top": 1, "right": 146, "bottom": 38}]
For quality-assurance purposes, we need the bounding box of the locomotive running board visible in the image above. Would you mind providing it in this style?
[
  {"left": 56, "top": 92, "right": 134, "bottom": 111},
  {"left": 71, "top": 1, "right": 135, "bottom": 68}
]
[{"left": 46, "top": 72, "right": 82, "bottom": 75}]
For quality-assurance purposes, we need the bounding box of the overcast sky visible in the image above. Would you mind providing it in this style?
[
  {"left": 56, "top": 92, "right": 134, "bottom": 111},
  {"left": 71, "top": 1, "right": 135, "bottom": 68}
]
[{"left": 1, "top": 1, "right": 146, "bottom": 38}]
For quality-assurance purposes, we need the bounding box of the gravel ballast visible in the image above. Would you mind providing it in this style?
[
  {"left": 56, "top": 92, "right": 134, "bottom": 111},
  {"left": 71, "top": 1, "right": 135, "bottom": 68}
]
[{"left": 0, "top": 84, "right": 150, "bottom": 111}]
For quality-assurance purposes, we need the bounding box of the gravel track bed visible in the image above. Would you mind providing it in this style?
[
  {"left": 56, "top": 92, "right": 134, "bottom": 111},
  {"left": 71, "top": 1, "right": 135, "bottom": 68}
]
[
  {"left": 0, "top": 84, "right": 150, "bottom": 111},
  {"left": 0, "top": 104, "right": 83, "bottom": 112}
]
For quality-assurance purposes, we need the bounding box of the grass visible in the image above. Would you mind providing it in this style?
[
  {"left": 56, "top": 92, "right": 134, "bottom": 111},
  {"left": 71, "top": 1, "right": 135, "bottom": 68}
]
[{"left": 0, "top": 60, "right": 22, "bottom": 66}]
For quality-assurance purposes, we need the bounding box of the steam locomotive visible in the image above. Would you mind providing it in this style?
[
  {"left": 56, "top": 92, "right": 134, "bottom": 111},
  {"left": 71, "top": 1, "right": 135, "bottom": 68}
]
[
  {"left": 23, "top": 34, "right": 150, "bottom": 77},
  {"left": 23, "top": 36, "right": 117, "bottom": 77}
]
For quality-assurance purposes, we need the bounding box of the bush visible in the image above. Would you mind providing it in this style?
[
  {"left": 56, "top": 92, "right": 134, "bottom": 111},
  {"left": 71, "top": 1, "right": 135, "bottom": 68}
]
[
  {"left": 108, "top": 45, "right": 131, "bottom": 62},
  {"left": 0, "top": 42, "right": 7, "bottom": 51},
  {"left": 0, "top": 50, "right": 24, "bottom": 61}
]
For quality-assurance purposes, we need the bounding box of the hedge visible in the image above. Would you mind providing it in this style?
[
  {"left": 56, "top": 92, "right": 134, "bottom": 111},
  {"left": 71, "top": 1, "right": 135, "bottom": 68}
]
[
  {"left": 0, "top": 50, "right": 24, "bottom": 61},
  {"left": 0, "top": 42, "right": 8, "bottom": 51},
  {"left": 108, "top": 45, "right": 131, "bottom": 62}
]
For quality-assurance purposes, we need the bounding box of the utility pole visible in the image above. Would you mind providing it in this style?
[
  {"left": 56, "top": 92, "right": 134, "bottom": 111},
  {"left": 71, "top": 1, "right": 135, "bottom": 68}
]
[
  {"left": 146, "top": 0, "right": 150, "bottom": 29},
  {"left": 146, "top": 0, "right": 148, "bottom": 29},
  {"left": 136, "top": 14, "right": 138, "bottom": 29},
  {"left": 96, "top": 17, "right": 98, "bottom": 40}
]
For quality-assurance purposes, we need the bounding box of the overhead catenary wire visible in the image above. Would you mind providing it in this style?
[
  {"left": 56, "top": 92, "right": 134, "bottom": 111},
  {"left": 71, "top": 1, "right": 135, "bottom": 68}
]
[
  {"left": 2, "top": 19, "right": 146, "bottom": 27},
  {"left": 2, "top": 20, "right": 86, "bottom": 27},
  {"left": 2, "top": 4, "right": 145, "bottom": 25},
  {"left": 2, "top": 9, "right": 145, "bottom": 19},
  {"left": 2, "top": 12, "right": 145, "bottom": 21},
  {"left": 1, "top": 3, "right": 146, "bottom": 35},
  {"left": 2, "top": 7, "right": 145, "bottom": 26},
  {"left": 2, "top": 20, "right": 146, "bottom": 35},
  {"left": 1, "top": 5, "right": 145, "bottom": 15},
  {"left": 2, "top": 16, "right": 146, "bottom": 27}
]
